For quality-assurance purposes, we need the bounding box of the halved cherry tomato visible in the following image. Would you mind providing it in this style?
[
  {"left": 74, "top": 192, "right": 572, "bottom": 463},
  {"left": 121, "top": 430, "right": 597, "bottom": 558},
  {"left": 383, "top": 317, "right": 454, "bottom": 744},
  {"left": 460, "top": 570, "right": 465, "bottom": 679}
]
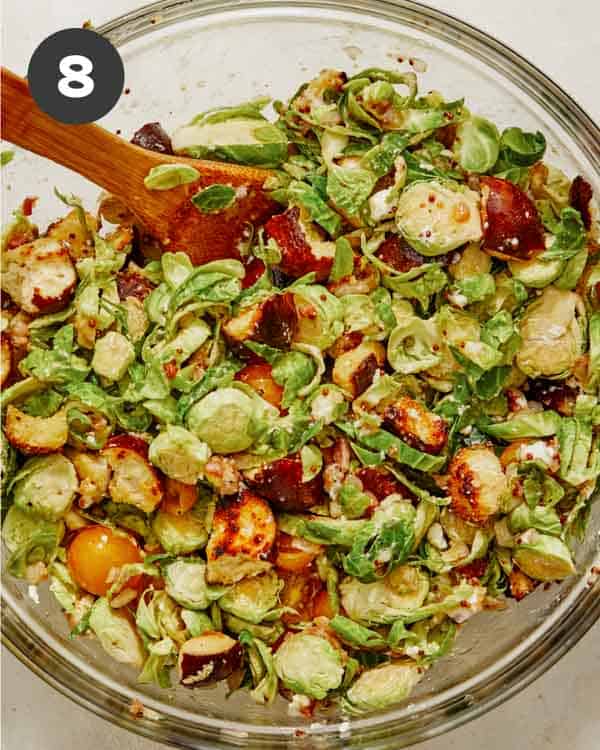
[
  {"left": 312, "top": 588, "right": 336, "bottom": 619},
  {"left": 236, "top": 363, "right": 284, "bottom": 408},
  {"left": 68, "top": 525, "right": 142, "bottom": 596},
  {"left": 274, "top": 531, "right": 323, "bottom": 572},
  {"left": 161, "top": 477, "right": 198, "bottom": 516},
  {"left": 279, "top": 570, "right": 323, "bottom": 624}
]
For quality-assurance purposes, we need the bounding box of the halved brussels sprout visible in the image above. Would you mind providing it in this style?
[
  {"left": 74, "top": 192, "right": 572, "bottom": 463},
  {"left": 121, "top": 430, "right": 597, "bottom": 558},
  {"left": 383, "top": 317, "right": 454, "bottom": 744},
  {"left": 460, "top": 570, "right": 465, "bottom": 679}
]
[
  {"left": 453, "top": 116, "right": 500, "bottom": 173},
  {"left": 149, "top": 425, "right": 210, "bottom": 484},
  {"left": 508, "top": 256, "right": 565, "bottom": 288},
  {"left": 388, "top": 314, "right": 441, "bottom": 379},
  {"left": 1, "top": 505, "right": 64, "bottom": 578},
  {"left": 12, "top": 454, "right": 78, "bottom": 520},
  {"left": 187, "top": 387, "right": 261, "bottom": 453},
  {"left": 91, "top": 331, "right": 135, "bottom": 382},
  {"left": 340, "top": 566, "right": 429, "bottom": 625},
  {"left": 516, "top": 286, "right": 585, "bottom": 378},
  {"left": 342, "top": 660, "right": 423, "bottom": 715},
  {"left": 292, "top": 284, "right": 344, "bottom": 350},
  {"left": 172, "top": 100, "right": 287, "bottom": 167},
  {"left": 219, "top": 570, "right": 283, "bottom": 624},
  {"left": 513, "top": 530, "right": 576, "bottom": 581},
  {"left": 152, "top": 510, "right": 208, "bottom": 555},
  {"left": 89, "top": 597, "right": 145, "bottom": 667},
  {"left": 274, "top": 632, "right": 344, "bottom": 699},
  {"left": 164, "top": 559, "right": 223, "bottom": 610},
  {"left": 396, "top": 180, "right": 482, "bottom": 256},
  {"left": 448, "top": 242, "right": 492, "bottom": 280}
]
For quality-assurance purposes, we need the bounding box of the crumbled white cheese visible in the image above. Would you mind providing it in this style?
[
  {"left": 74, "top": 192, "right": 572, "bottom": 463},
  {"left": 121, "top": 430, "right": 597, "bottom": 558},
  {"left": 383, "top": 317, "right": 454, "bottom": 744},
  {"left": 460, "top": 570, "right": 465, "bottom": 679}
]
[
  {"left": 427, "top": 522, "right": 448, "bottom": 551},
  {"left": 311, "top": 390, "right": 344, "bottom": 424},
  {"left": 518, "top": 440, "right": 557, "bottom": 466},
  {"left": 448, "top": 587, "right": 486, "bottom": 624},
  {"left": 27, "top": 585, "right": 40, "bottom": 604},
  {"left": 288, "top": 694, "right": 312, "bottom": 716},
  {"left": 448, "top": 290, "right": 468, "bottom": 308},
  {"left": 368, "top": 187, "right": 397, "bottom": 222}
]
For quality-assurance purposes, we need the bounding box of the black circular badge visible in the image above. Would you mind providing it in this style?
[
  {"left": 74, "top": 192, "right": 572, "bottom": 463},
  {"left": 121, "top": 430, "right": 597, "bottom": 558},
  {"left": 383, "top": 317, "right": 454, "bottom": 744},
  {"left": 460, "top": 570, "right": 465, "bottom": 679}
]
[{"left": 28, "top": 28, "right": 124, "bottom": 125}]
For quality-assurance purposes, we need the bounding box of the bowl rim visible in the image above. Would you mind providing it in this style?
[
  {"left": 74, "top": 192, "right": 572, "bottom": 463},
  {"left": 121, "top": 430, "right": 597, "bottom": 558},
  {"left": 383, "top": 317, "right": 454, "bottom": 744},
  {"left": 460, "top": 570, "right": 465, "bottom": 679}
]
[{"left": 2, "top": 1, "right": 599, "bottom": 748}]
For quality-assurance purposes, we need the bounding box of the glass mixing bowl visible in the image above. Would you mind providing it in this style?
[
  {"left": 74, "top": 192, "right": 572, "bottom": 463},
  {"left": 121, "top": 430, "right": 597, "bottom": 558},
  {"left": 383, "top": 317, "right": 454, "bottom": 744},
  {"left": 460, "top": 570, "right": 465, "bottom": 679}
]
[{"left": 2, "top": 1, "right": 599, "bottom": 748}]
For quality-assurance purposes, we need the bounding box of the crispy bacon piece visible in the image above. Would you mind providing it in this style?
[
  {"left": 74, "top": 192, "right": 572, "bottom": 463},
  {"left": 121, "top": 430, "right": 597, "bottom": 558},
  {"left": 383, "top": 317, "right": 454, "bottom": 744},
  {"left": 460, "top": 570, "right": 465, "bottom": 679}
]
[
  {"left": 480, "top": 176, "right": 545, "bottom": 261},
  {"left": 569, "top": 175, "right": 594, "bottom": 230},
  {"left": 245, "top": 453, "right": 323, "bottom": 512},
  {"left": 117, "top": 270, "right": 155, "bottom": 302},
  {"left": 376, "top": 234, "right": 427, "bottom": 272},
  {"left": 241, "top": 257, "right": 266, "bottom": 289},
  {"left": 356, "top": 466, "right": 412, "bottom": 502},
  {"left": 527, "top": 378, "right": 578, "bottom": 416},
  {"left": 383, "top": 396, "right": 449, "bottom": 455},
  {"left": 131, "top": 122, "right": 173, "bottom": 155},
  {"left": 456, "top": 558, "right": 488, "bottom": 582},
  {"left": 265, "top": 207, "right": 335, "bottom": 280}
]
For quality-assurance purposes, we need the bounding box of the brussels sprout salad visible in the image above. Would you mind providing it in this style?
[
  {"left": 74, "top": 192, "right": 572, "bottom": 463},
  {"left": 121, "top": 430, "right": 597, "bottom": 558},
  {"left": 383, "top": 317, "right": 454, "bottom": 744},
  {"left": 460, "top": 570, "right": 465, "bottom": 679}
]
[{"left": 1, "top": 66, "right": 599, "bottom": 717}]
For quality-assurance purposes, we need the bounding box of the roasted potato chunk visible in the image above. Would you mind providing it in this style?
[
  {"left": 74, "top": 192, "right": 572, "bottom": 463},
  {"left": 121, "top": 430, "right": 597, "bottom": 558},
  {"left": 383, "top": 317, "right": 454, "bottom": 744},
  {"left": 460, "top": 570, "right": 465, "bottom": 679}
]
[
  {"left": 265, "top": 206, "right": 336, "bottom": 281},
  {"left": 328, "top": 256, "right": 379, "bottom": 297},
  {"left": 206, "top": 489, "right": 276, "bottom": 584},
  {"left": 223, "top": 292, "right": 298, "bottom": 349},
  {"left": 65, "top": 448, "right": 110, "bottom": 508},
  {"left": 332, "top": 340, "right": 385, "bottom": 397},
  {"left": 274, "top": 531, "right": 323, "bottom": 573},
  {"left": 46, "top": 209, "right": 97, "bottom": 260},
  {"left": 5, "top": 405, "right": 68, "bottom": 455},
  {"left": 383, "top": 395, "right": 449, "bottom": 454},
  {"left": 245, "top": 453, "right": 323, "bottom": 512},
  {"left": 448, "top": 445, "right": 507, "bottom": 525},
  {"left": 178, "top": 632, "right": 243, "bottom": 686},
  {"left": 101, "top": 434, "right": 163, "bottom": 513},
  {"left": 508, "top": 568, "right": 536, "bottom": 601},
  {"left": 0, "top": 333, "right": 12, "bottom": 387},
  {"left": 1, "top": 237, "right": 77, "bottom": 314},
  {"left": 480, "top": 176, "right": 545, "bottom": 261}
]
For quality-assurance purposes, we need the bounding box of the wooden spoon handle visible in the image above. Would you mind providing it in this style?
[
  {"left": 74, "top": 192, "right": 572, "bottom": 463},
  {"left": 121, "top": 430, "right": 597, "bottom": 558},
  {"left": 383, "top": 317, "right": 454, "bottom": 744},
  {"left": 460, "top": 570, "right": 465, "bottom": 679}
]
[{"left": 1, "top": 67, "right": 147, "bottom": 196}]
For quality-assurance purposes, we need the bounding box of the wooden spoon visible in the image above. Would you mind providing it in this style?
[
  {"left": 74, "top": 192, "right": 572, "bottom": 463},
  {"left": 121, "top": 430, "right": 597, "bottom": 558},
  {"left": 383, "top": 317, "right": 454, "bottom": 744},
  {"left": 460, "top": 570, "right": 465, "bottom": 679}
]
[{"left": 1, "top": 67, "right": 278, "bottom": 265}]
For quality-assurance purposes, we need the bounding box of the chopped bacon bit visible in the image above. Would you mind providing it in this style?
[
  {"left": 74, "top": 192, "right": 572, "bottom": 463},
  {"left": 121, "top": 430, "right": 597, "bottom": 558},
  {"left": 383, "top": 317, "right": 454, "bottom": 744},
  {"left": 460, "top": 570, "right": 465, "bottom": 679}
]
[
  {"left": 569, "top": 175, "right": 594, "bottom": 230},
  {"left": 21, "top": 196, "right": 38, "bottom": 216}
]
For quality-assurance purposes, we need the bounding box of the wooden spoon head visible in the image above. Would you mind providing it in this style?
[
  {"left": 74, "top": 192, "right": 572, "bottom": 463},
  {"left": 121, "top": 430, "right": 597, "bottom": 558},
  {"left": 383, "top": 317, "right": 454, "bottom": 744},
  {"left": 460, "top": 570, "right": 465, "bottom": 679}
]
[{"left": 125, "top": 151, "right": 278, "bottom": 266}]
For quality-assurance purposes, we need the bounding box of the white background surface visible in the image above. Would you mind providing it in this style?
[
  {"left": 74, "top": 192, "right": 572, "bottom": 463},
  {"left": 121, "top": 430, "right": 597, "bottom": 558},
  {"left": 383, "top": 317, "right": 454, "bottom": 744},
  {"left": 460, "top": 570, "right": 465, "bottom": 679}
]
[{"left": 1, "top": 1, "right": 599, "bottom": 749}]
